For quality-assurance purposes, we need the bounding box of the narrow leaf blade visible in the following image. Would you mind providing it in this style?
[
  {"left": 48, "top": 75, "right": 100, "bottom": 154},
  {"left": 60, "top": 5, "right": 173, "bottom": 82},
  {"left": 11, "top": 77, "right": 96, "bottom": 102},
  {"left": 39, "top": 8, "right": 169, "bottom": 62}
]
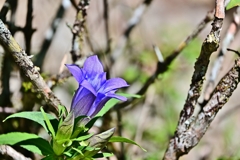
[
  {"left": 72, "top": 134, "right": 93, "bottom": 142},
  {"left": 226, "top": 0, "right": 240, "bottom": 10},
  {"left": 92, "top": 152, "right": 114, "bottom": 158},
  {"left": 109, "top": 136, "right": 146, "bottom": 151},
  {"left": 41, "top": 107, "right": 56, "bottom": 138},
  {"left": 96, "top": 93, "right": 141, "bottom": 117}
]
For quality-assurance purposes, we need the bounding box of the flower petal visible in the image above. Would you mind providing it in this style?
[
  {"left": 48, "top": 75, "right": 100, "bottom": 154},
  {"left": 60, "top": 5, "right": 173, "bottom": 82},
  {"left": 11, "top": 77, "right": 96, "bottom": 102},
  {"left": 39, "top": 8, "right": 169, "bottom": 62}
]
[
  {"left": 66, "top": 64, "right": 84, "bottom": 83},
  {"left": 99, "top": 78, "right": 129, "bottom": 93},
  {"left": 87, "top": 92, "right": 127, "bottom": 118},
  {"left": 71, "top": 87, "right": 89, "bottom": 110},
  {"left": 88, "top": 72, "right": 106, "bottom": 91},
  {"left": 87, "top": 93, "right": 110, "bottom": 117},
  {"left": 83, "top": 55, "right": 104, "bottom": 76},
  {"left": 81, "top": 80, "right": 97, "bottom": 96},
  {"left": 106, "top": 93, "right": 127, "bottom": 101},
  {"left": 71, "top": 88, "right": 96, "bottom": 117}
]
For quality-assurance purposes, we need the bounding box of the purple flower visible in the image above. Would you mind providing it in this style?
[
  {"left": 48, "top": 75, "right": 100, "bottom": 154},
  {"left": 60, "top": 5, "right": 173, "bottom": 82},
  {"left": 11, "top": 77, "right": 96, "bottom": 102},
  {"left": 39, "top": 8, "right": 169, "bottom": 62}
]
[{"left": 66, "top": 55, "right": 129, "bottom": 118}]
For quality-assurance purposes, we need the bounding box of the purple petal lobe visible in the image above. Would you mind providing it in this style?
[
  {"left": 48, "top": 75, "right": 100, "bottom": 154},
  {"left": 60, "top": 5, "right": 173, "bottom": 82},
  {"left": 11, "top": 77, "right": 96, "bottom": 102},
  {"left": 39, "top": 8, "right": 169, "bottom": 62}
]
[
  {"left": 81, "top": 80, "right": 97, "bottom": 96},
  {"left": 71, "top": 88, "right": 96, "bottom": 117},
  {"left": 87, "top": 93, "right": 109, "bottom": 117},
  {"left": 88, "top": 72, "right": 106, "bottom": 91},
  {"left": 66, "top": 64, "right": 84, "bottom": 83},
  {"left": 83, "top": 55, "right": 104, "bottom": 76},
  {"left": 71, "top": 87, "right": 89, "bottom": 111},
  {"left": 106, "top": 93, "right": 127, "bottom": 101},
  {"left": 99, "top": 78, "right": 129, "bottom": 93}
]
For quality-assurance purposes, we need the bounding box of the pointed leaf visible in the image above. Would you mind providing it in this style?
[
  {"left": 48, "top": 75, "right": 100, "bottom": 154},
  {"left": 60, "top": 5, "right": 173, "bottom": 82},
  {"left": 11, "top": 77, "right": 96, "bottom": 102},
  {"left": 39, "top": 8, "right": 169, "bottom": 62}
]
[
  {"left": 3, "top": 111, "right": 57, "bottom": 132},
  {"left": 42, "top": 155, "right": 56, "bottom": 160},
  {"left": 41, "top": 107, "right": 56, "bottom": 138},
  {"left": 92, "top": 152, "right": 114, "bottom": 158},
  {"left": 72, "top": 134, "right": 93, "bottom": 142},
  {"left": 55, "top": 111, "right": 74, "bottom": 140},
  {"left": 58, "top": 105, "right": 68, "bottom": 118},
  {"left": 95, "top": 98, "right": 119, "bottom": 117},
  {"left": 109, "top": 136, "right": 146, "bottom": 151},
  {"left": 85, "top": 116, "right": 101, "bottom": 130},
  {"left": 118, "top": 93, "right": 141, "bottom": 99},
  {"left": 0, "top": 132, "right": 53, "bottom": 155},
  {"left": 226, "top": 0, "right": 240, "bottom": 10},
  {"left": 96, "top": 93, "right": 141, "bottom": 117}
]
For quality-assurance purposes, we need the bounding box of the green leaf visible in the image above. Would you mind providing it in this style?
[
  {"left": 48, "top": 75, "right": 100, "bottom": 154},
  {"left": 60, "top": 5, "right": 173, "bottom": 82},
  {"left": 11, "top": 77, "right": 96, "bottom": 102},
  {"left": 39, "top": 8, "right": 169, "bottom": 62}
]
[
  {"left": 55, "top": 111, "right": 74, "bottom": 140},
  {"left": 41, "top": 107, "right": 56, "bottom": 138},
  {"left": 41, "top": 155, "right": 56, "bottom": 160},
  {"left": 0, "top": 132, "right": 53, "bottom": 156},
  {"left": 85, "top": 116, "right": 100, "bottom": 130},
  {"left": 118, "top": 93, "right": 142, "bottom": 99},
  {"left": 226, "top": 0, "right": 240, "bottom": 10},
  {"left": 3, "top": 111, "right": 58, "bottom": 132},
  {"left": 58, "top": 105, "right": 67, "bottom": 117},
  {"left": 109, "top": 136, "right": 146, "bottom": 152},
  {"left": 53, "top": 112, "right": 75, "bottom": 156},
  {"left": 72, "top": 134, "right": 93, "bottom": 142},
  {"left": 95, "top": 98, "right": 119, "bottom": 117},
  {"left": 96, "top": 93, "right": 141, "bottom": 117},
  {"left": 92, "top": 152, "right": 114, "bottom": 158}
]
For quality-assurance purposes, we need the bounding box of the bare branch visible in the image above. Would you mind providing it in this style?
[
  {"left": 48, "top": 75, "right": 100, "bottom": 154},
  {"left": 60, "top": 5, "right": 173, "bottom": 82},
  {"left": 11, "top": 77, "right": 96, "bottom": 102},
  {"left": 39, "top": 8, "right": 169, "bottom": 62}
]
[
  {"left": 0, "top": 19, "right": 61, "bottom": 114},
  {"left": 179, "top": 5, "right": 224, "bottom": 125},
  {"left": 164, "top": 57, "right": 240, "bottom": 160},
  {"left": 103, "top": 0, "right": 110, "bottom": 54},
  {"left": 111, "top": 0, "right": 153, "bottom": 62},
  {"left": 0, "top": 145, "right": 32, "bottom": 160},
  {"left": 34, "top": 0, "right": 70, "bottom": 69},
  {"left": 0, "top": 0, "right": 10, "bottom": 23},
  {"left": 163, "top": 0, "right": 233, "bottom": 159},
  {"left": 204, "top": 7, "right": 240, "bottom": 102},
  {"left": 23, "top": 0, "right": 36, "bottom": 55},
  {"left": 115, "top": 9, "right": 214, "bottom": 110},
  {"left": 70, "top": 0, "right": 90, "bottom": 63}
]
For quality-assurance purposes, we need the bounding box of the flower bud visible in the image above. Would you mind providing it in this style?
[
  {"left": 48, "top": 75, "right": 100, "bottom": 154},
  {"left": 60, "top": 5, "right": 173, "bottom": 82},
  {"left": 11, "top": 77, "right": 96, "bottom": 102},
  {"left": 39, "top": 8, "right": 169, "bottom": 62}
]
[{"left": 53, "top": 112, "right": 74, "bottom": 155}]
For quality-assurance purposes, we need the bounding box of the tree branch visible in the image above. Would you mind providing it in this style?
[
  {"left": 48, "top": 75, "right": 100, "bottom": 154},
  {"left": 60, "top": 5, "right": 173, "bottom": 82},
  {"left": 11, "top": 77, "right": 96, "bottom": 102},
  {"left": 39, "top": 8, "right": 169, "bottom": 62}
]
[
  {"left": 203, "top": 6, "right": 240, "bottom": 102},
  {"left": 0, "top": 20, "right": 61, "bottom": 114},
  {"left": 115, "top": 9, "right": 214, "bottom": 110},
  {"left": 164, "top": 57, "right": 240, "bottom": 159},
  {"left": 163, "top": 0, "right": 231, "bottom": 159},
  {"left": 111, "top": 0, "right": 153, "bottom": 63},
  {"left": 0, "top": 145, "right": 32, "bottom": 160},
  {"left": 70, "top": 0, "right": 90, "bottom": 63}
]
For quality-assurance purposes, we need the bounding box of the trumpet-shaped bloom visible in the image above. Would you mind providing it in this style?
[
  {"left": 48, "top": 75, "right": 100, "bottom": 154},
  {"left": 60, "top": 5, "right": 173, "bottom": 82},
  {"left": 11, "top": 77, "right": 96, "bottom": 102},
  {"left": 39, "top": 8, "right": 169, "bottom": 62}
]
[{"left": 66, "top": 55, "right": 129, "bottom": 118}]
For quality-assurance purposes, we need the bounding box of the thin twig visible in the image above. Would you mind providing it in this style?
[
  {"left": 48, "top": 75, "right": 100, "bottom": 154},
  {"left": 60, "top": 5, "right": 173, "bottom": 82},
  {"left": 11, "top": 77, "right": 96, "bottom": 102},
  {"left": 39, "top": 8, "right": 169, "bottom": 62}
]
[
  {"left": 34, "top": 0, "right": 69, "bottom": 69},
  {"left": 70, "top": 0, "right": 78, "bottom": 10},
  {"left": 0, "top": 106, "right": 17, "bottom": 114},
  {"left": 115, "top": 9, "right": 214, "bottom": 110},
  {"left": 0, "top": 145, "right": 32, "bottom": 160},
  {"left": 0, "top": 0, "right": 10, "bottom": 23},
  {"left": 0, "top": 19, "right": 61, "bottom": 114},
  {"left": 70, "top": 0, "right": 90, "bottom": 63},
  {"left": 0, "top": 0, "right": 18, "bottom": 107},
  {"left": 103, "top": 0, "right": 110, "bottom": 55},
  {"left": 111, "top": 0, "right": 153, "bottom": 63},
  {"left": 23, "top": 0, "right": 36, "bottom": 55},
  {"left": 131, "top": 87, "right": 155, "bottom": 157},
  {"left": 164, "top": 56, "right": 240, "bottom": 159},
  {"left": 116, "top": 108, "right": 125, "bottom": 160}
]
